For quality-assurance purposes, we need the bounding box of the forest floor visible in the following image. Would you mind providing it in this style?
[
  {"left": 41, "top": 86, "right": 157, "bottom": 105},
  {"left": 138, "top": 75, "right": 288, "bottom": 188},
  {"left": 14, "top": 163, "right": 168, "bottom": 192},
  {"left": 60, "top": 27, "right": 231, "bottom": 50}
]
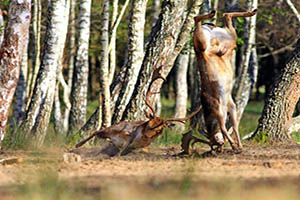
[{"left": 1, "top": 143, "right": 300, "bottom": 200}]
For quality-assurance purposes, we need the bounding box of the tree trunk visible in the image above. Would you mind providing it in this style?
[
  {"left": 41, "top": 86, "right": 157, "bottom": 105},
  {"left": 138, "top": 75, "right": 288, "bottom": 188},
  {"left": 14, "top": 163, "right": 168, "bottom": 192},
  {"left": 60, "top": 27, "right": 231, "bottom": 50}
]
[
  {"left": 108, "top": 0, "right": 119, "bottom": 85},
  {"left": 68, "top": 0, "right": 76, "bottom": 90},
  {"left": 99, "top": 0, "right": 112, "bottom": 128},
  {"left": 233, "top": 0, "right": 258, "bottom": 121},
  {"left": 174, "top": 44, "right": 190, "bottom": 131},
  {"left": 253, "top": 38, "right": 300, "bottom": 142},
  {"left": 54, "top": 1, "right": 71, "bottom": 134},
  {"left": 0, "top": 0, "right": 31, "bottom": 152},
  {"left": 69, "top": 0, "right": 91, "bottom": 134},
  {"left": 28, "top": 0, "right": 41, "bottom": 106},
  {"left": 150, "top": 0, "right": 203, "bottom": 104},
  {"left": 20, "top": 0, "right": 69, "bottom": 147},
  {"left": 112, "top": 0, "right": 147, "bottom": 124},
  {"left": 0, "top": 9, "right": 4, "bottom": 46},
  {"left": 151, "top": 0, "right": 160, "bottom": 27},
  {"left": 12, "top": 32, "right": 29, "bottom": 127},
  {"left": 123, "top": 0, "right": 189, "bottom": 121}
]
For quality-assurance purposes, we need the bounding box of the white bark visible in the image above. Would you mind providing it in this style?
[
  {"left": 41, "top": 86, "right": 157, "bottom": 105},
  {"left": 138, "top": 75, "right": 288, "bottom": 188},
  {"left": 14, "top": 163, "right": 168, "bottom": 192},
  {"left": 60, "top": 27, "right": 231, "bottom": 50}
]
[
  {"left": 285, "top": 0, "right": 300, "bottom": 23},
  {"left": 28, "top": 0, "right": 41, "bottom": 107},
  {"left": 112, "top": 0, "right": 147, "bottom": 123},
  {"left": 108, "top": 0, "right": 119, "bottom": 84},
  {"left": 13, "top": 32, "right": 29, "bottom": 127},
  {"left": 99, "top": 0, "right": 112, "bottom": 128},
  {"left": 174, "top": 48, "right": 189, "bottom": 130},
  {"left": 69, "top": 0, "right": 91, "bottom": 133},
  {"left": 151, "top": 0, "right": 160, "bottom": 27},
  {"left": 233, "top": 0, "right": 258, "bottom": 121},
  {"left": 21, "top": 0, "right": 69, "bottom": 146},
  {"left": 0, "top": 9, "right": 4, "bottom": 46},
  {"left": 68, "top": 0, "right": 76, "bottom": 89},
  {"left": 0, "top": 0, "right": 31, "bottom": 151}
]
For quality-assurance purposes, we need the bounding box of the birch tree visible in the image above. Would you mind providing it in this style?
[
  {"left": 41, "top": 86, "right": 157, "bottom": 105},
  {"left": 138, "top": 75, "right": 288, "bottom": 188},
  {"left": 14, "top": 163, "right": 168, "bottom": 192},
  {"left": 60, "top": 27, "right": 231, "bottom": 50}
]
[
  {"left": 99, "top": 0, "right": 111, "bottom": 128},
  {"left": 174, "top": 45, "right": 190, "bottom": 131},
  {"left": 28, "top": 0, "right": 41, "bottom": 103},
  {"left": 233, "top": 0, "right": 258, "bottom": 121},
  {"left": 0, "top": 9, "right": 4, "bottom": 46},
  {"left": 123, "top": 0, "right": 189, "bottom": 121},
  {"left": 69, "top": 0, "right": 92, "bottom": 134},
  {"left": 108, "top": 0, "right": 119, "bottom": 84},
  {"left": 13, "top": 33, "right": 29, "bottom": 127},
  {"left": 112, "top": 0, "right": 148, "bottom": 124},
  {"left": 20, "top": 0, "right": 69, "bottom": 147},
  {"left": 0, "top": 0, "right": 31, "bottom": 152}
]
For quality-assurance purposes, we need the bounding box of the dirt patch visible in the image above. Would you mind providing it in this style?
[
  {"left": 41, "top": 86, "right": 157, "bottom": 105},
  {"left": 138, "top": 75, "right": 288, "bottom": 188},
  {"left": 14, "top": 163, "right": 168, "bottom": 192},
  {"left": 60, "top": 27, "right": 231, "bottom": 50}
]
[{"left": 1, "top": 144, "right": 300, "bottom": 199}]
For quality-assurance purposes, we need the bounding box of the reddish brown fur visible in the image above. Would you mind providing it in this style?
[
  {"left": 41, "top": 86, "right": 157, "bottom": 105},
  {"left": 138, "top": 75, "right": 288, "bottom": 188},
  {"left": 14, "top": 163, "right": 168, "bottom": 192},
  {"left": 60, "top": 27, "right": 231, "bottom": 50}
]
[
  {"left": 192, "top": 10, "right": 257, "bottom": 152},
  {"left": 76, "top": 66, "right": 201, "bottom": 156}
]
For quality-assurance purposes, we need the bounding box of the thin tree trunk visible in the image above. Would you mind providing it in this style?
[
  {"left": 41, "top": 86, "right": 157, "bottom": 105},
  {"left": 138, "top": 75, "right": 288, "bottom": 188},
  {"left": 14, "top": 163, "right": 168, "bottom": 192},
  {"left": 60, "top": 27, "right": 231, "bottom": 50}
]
[
  {"left": 0, "top": 0, "right": 31, "bottom": 152},
  {"left": 99, "top": 0, "right": 111, "bottom": 128},
  {"left": 123, "top": 0, "right": 189, "bottom": 121},
  {"left": 233, "top": 0, "right": 258, "bottom": 121},
  {"left": 54, "top": 1, "right": 71, "bottom": 134},
  {"left": 174, "top": 45, "right": 190, "bottom": 131},
  {"left": 253, "top": 38, "right": 300, "bottom": 142},
  {"left": 28, "top": 0, "right": 41, "bottom": 107},
  {"left": 54, "top": 83, "right": 63, "bottom": 134},
  {"left": 0, "top": 9, "right": 4, "bottom": 46},
  {"left": 112, "top": 0, "right": 147, "bottom": 124},
  {"left": 20, "top": 0, "right": 69, "bottom": 147},
  {"left": 68, "top": 0, "right": 76, "bottom": 89},
  {"left": 12, "top": 32, "right": 29, "bottom": 127},
  {"left": 151, "top": 0, "right": 160, "bottom": 27},
  {"left": 69, "top": 0, "right": 91, "bottom": 134},
  {"left": 285, "top": 0, "right": 300, "bottom": 23},
  {"left": 108, "top": 0, "right": 119, "bottom": 85},
  {"left": 211, "top": 0, "right": 219, "bottom": 24}
]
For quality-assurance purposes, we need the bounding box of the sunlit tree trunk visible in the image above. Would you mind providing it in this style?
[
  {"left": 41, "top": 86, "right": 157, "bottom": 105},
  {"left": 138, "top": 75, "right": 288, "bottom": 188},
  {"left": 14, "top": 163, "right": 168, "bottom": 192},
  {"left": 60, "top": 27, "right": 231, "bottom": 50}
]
[
  {"left": 20, "top": 0, "right": 69, "bottom": 147},
  {"left": 0, "top": 9, "right": 4, "bottom": 46},
  {"left": 123, "top": 0, "right": 189, "bottom": 121},
  {"left": 69, "top": 0, "right": 91, "bottom": 134},
  {"left": 28, "top": 0, "right": 41, "bottom": 105},
  {"left": 253, "top": 38, "right": 300, "bottom": 142},
  {"left": 108, "top": 0, "right": 119, "bottom": 84},
  {"left": 151, "top": 0, "right": 160, "bottom": 27},
  {"left": 0, "top": 0, "right": 31, "bottom": 152},
  {"left": 12, "top": 32, "right": 29, "bottom": 127},
  {"left": 98, "top": 0, "right": 111, "bottom": 128},
  {"left": 112, "top": 0, "right": 147, "bottom": 124},
  {"left": 54, "top": 1, "right": 71, "bottom": 134},
  {"left": 233, "top": 0, "right": 258, "bottom": 121},
  {"left": 150, "top": 0, "right": 203, "bottom": 102},
  {"left": 174, "top": 44, "right": 190, "bottom": 131}
]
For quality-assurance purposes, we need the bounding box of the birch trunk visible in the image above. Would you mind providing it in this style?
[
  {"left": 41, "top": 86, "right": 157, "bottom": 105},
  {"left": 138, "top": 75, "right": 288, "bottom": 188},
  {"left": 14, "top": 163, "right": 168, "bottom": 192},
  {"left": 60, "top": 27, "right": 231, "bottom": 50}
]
[
  {"left": 12, "top": 32, "right": 29, "bottom": 127},
  {"left": 54, "top": 1, "right": 70, "bottom": 134},
  {"left": 150, "top": 0, "right": 203, "bottom": 101},
  {"left": 108, "top": 0, "right": 119, "bottom": 84},
  {"left": 253, "top": 38, "right": 300, "bottom": 142},
  {"left": 0, "top": 0, "right": 31, "bottom": 151},
  {"left": 28, "top": 0, "right": 41, "bottom": 105},
  {"left": 123, "top": 0, "right": 188, "bottom": 121},
  {"left": 69, "top": 0, "right": 91, "bottom": 134},
  {"left": 0, "top": 9, "right": 4, "bottom": 46},
  {"left": 174, "top": 45, "right": 189, "bottom": 131},
  {"left": 151, "top": 0, "right": 160, "bottom": 27},
  {"left": 112, "top": 0, "right": 147, "bottom": 124},
  {"left": 233, "top": 0, "right": 258, "bottom": 121},
  {"left": 20, "top": 0, "right": 69, "bottom": 147},
  {"left": 68, "top": 0, "right": 76, "bottom": 89},
  {"left": 99, "top": 0, "right": 111, "bottom": 128}
]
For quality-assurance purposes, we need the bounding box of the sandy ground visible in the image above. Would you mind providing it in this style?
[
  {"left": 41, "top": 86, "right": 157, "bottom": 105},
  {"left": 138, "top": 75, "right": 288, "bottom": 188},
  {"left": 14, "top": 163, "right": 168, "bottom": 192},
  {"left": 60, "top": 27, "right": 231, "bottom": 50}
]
[{"left": 1, "top": 143, "right": 300, "bottom": 199}]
